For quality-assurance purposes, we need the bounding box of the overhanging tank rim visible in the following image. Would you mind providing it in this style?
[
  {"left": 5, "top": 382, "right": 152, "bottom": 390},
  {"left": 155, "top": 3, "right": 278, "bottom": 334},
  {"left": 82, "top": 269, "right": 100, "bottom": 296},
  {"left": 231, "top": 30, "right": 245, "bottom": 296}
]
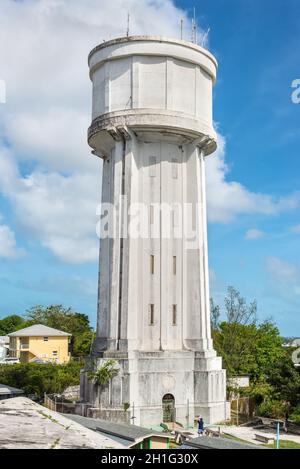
[{"left": 88, "top": 35, "right": 218, "bottom": 69}]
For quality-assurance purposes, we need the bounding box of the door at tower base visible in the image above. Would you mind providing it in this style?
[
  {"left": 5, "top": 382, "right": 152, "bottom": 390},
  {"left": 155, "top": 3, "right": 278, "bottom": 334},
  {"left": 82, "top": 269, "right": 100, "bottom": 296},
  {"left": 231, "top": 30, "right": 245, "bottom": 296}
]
[{"left": 80, "top": 350, "right": 226, "bottom": 426}]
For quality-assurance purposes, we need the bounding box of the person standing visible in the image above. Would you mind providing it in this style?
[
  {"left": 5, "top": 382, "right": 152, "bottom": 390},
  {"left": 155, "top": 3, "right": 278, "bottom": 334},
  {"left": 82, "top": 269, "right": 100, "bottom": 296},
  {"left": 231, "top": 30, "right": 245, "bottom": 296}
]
[{"left": 197, "top": 416, "right": 204, "bottom": 436}]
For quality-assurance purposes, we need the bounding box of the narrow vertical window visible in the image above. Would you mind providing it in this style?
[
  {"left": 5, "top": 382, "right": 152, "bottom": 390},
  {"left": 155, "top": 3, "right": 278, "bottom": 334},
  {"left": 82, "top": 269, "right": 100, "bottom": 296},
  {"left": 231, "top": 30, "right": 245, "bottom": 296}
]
[
  {"left": 149, "top": 304, "right": 154, "bottom": 325},
  {"left": 173, "top": 256, "right": 177, "bottom": 275},
  {"left": 172, "top": 305, "right": 177, "bottom": 325},
  {"left": 150, "top": 255, "right": 155, "bottom": 274}
]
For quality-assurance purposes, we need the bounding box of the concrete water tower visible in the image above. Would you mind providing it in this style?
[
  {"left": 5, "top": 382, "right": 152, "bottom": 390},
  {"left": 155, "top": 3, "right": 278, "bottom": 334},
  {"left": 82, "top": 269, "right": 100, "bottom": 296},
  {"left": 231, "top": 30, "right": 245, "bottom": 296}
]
[{"left": 81, "top": 36, "right": 226, "bottom": 426}]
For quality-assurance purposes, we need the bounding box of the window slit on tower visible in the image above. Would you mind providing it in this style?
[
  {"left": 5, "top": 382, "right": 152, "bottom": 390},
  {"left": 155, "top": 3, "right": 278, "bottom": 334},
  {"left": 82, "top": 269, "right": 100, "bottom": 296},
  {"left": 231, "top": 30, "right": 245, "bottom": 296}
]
[
  {"left": 172, "top": 305, "right": 177, "bottom": 326},
  {"left": 150, "top": 255, "right": 155, "bottom": 274},
  {"left": 149, "top": 304, "right": 154, "bottom": 325},
  {"left": 173, "top": 256, "right": 177, "bottom": 275}
]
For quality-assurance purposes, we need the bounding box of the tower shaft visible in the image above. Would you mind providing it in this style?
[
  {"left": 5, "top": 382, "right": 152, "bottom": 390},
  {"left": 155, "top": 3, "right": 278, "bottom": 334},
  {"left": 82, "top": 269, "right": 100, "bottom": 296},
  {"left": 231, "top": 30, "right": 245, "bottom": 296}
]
[{"left": 81, "top": 36, "right": 227, "bottom": 425}]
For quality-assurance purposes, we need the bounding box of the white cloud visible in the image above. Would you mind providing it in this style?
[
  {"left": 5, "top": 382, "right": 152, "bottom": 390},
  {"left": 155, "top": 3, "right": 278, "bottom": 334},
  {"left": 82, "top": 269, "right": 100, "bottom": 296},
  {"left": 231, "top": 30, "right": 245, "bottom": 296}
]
[
  {"left": 0, "top": 148, "right": 100, "bottom": 264},
  {"left": 5, "top": 109, "right": 94, "bottom": 172},
  {"left": 266, "top": 256, "right": 298, "bottom": 284},
  {"left": 245, "top": 229, "right": 265, "bottom": 240},
  {"left": 266, "top": 256, "right": 300, "bottom": 298},
  {"left": 0, "top": 223, "right": 25, "bottom": 260},
  {"left": 0, "top": 0, "right": 299, "bottom": 264},
  {"left": 206, "top": 134, "right": 300, "bottom": 223},
  {"left": 0, "top": 0, "right": 195, "bottom": 264},
  {"left": 0, "top": 0, "right": 193, "bottom": 172},
  {"left": 291, "top": 224, "right": 300, "bottom": 234}
]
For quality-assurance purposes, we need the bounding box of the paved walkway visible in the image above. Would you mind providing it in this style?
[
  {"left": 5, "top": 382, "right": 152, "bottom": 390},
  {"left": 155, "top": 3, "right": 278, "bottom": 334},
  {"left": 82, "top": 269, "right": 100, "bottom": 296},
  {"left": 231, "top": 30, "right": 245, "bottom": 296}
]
[{"left": 220, "top": 425, "right": 300, "bottom": 446}]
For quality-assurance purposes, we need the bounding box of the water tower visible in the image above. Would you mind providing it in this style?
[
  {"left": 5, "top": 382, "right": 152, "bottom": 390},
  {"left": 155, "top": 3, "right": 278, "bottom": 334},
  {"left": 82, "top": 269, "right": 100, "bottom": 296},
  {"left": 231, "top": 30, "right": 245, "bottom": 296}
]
[{"left": 81, "top": 36, "right": 226, "bottom": 426}]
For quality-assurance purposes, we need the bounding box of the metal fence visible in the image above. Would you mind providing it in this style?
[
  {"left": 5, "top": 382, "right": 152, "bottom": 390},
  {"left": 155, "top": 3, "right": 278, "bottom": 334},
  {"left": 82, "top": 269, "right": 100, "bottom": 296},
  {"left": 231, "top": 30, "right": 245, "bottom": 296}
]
[{"left": 43, "top": 394, "right": 77, "bottom": 414}]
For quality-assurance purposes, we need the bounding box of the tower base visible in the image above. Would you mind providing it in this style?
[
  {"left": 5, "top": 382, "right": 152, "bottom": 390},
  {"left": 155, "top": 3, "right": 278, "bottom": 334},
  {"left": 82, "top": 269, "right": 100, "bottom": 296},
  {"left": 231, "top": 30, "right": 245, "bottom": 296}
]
[{"left": 79, "top": 350, "right": 227, "bottom": 427}]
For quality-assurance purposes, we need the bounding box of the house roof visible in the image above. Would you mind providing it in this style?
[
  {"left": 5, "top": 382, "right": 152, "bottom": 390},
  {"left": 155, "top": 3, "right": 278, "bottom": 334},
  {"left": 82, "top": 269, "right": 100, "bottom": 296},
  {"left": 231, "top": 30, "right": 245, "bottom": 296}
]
[
  {"left": 64, "top": 414, "right": 170, "bottom": 447},
  {"left": 181, "top": 436, "right": 264, "bottom": 450},
  {"left": 0, "top": 397, "right": 124, "bottom": 449},
  {"left": 8, "top": 324, "right": 71, "bottom": 337},
  {"left": 0, "top": 384, "right": 24, "bottom": 396}
]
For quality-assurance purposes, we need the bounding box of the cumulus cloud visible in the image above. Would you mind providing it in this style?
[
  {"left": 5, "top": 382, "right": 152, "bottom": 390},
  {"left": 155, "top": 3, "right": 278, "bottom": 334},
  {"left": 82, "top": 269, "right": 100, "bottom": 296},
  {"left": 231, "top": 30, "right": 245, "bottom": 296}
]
[
  {"left": 266, "top": 257, "right": 298, "bottom": 283},
  {"left": 206, "top": 135, "right": 300, "bottom": 223},
  {"left": 0, "top": 0, "right": 194, "bottom": 263},
  {"left": 0, "top": 148, "right": 100, "bottom": 264},
  {"left": 245, "top": 229, "right": 265, "bottom": 240},
  {"left": 0, "top": 0, "right": 298, "bottom": 264},
  {"left": 266, "top": 256, "right": 300, "bottom": 298},
  {"left": 0, "top": 222, "right": 25, "bottom": 260},
  {"left": 5, "top": 109, "right": 93, "bottom": 172},
  {"left": 291, "top": 224, "right": 300, "bottom": 234}
]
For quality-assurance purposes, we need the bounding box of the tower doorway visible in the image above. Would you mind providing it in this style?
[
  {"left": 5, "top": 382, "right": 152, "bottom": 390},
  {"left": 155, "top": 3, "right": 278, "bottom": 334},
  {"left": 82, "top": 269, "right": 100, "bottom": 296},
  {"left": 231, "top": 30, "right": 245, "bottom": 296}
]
[{"left": 162, "top": 394, "right": 175, "bottom": 422}]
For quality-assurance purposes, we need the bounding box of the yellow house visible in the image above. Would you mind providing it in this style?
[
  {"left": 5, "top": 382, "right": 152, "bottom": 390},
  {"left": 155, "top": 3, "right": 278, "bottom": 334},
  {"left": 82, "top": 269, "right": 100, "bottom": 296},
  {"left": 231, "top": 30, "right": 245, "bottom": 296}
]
[{"left": 8, "top": 324, "right": 71, "bottom": 364}]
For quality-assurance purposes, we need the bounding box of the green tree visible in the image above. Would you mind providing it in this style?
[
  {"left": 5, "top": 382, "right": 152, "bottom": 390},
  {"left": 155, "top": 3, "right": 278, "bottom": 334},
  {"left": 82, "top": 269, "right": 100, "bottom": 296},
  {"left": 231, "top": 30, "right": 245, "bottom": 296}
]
[
  {"left": 211, "top": 286, "right": 300, "bottom": 420},
  {"left": 0, "top": 361, "right": 81, "bottom": 397},
  {"left": 213, "top": 320, "right": 284, "bottom": 381},
  {"left": 72, "top": 330, "right": 94, "bottom": 356},
  {"left": 25, "top": 305, "right": 90, "bottom": 334},
  {"left": 267, "top": 354, "right": 300, "bottom": 408},
  {"left": 0, "top": 315, "right": 25, "bottom": 335},
  {"left": 88, "top": 359, "right": 119, "bottom": 386}
]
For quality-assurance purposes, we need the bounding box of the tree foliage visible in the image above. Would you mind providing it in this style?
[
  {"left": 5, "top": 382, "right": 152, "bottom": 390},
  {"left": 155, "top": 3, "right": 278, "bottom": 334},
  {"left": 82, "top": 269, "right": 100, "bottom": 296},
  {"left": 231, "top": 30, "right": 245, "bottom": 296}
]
[
  {"left": 25, "top": 305, "right": 91, "bottom": 335},
  {"left": 224, "top": 286, "right": 257, "bottom": 325},
  {"left": 213, "top": 320, "right": 284, "bottom": 381},
  {"left": 0, "top": 361, "right": 81, "bottom": 397},
  {"left": 0, "top": 315, "right": 25, "bottom": 335},
  {"left": 88, "top": 359, "right": 119, "bottom": 386},
  {"left": 211, "top": 286, "right": 300, "bottom": 420}
]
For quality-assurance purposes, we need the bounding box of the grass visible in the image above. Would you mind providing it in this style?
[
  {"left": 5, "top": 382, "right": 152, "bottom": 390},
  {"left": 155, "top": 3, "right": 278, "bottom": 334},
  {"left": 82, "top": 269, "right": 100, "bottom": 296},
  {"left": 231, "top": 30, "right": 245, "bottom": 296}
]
[
  {"left": 38, "top": 410, "right": 65, "bottom": 427},
  {"left": 224, "top": 432, "right": 300, "bottom": 449},
  {"left": 50, "top": 438, "right": 61, "bottom": 449},
  {"left": 265, "top": 440, "right": 300, "bottom": 449}
]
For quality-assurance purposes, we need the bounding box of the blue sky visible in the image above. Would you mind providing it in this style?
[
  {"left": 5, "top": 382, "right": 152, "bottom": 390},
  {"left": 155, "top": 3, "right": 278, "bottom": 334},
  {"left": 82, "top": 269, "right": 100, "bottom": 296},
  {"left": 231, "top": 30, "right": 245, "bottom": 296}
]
[{"left": 0, "top": 0, "right": 299, "bottom": 335}]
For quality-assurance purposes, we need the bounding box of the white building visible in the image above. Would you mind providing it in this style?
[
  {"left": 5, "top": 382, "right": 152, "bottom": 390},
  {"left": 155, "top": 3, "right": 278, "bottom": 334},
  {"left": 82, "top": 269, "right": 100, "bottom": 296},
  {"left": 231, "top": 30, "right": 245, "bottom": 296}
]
[
  {"left": 81, "top": 35, "right": 226, "bottom": 426},
  {"left": 0, "top": 336, "right": 9, "bottom": 361}
]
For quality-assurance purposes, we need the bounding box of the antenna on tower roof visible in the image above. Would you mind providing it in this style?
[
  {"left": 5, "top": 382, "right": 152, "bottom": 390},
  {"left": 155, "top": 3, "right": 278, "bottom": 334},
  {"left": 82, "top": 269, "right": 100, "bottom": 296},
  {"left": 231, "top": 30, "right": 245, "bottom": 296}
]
[
  {"left": 126, "top": 12, "right": 130, "bottom": 37},
  {"left": 201, "top": 27, "right": 210, "bottom": 47},
  {"left": 180, "top": 18, "right": 183, "bottom": 40}
]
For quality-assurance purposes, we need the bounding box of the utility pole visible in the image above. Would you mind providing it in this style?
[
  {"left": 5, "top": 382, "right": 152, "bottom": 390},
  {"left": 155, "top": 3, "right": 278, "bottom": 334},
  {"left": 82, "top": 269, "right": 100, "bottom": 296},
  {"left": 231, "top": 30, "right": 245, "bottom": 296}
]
[
  {"left": 276, "top": 421, "right": 280, "bottom": 449},
  {"left": 186, "top": 398, "right": 190, "bottom": 428},
  {"left": 131, "top": 402, "right": 136, "bottom": 425}
]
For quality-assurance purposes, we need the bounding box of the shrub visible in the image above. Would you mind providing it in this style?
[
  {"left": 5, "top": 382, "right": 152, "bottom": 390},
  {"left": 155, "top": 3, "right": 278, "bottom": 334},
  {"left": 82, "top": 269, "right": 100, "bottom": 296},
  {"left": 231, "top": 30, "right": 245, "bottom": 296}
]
[
  {"left": 257, "top": 399, "right": 286, "bottom": 418},
  {"left": 0, "top": 361, "right": 82, "bottom": 398},
  {"left": 88, "top": 359, "right": 119, "bottom": 386}
]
